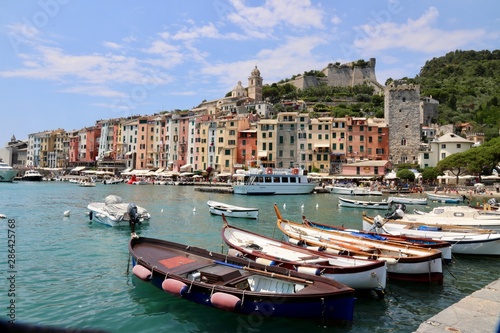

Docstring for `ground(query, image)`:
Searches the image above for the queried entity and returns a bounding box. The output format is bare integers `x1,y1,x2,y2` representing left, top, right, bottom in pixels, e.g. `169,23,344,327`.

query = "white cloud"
353,7,486,54
227,0,325,38
103,41,122,49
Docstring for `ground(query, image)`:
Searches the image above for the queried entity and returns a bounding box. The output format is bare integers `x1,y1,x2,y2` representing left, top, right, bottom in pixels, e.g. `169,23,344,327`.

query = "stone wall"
384,82,421,165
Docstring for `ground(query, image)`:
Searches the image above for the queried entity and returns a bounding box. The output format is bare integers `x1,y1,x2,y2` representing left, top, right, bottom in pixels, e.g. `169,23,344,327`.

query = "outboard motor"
384,204,405,220
127,203,140,233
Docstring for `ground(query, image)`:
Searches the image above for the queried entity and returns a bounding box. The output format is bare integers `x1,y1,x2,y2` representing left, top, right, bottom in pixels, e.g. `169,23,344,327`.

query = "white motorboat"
425,192,463,203
397,205,500,231
22,169,43,181
207,200,259,219
274,204,443,284
232,167,317,195
362,214,500,256
326,183,383,196
0,162,18,182
102,177,123,185
87,195,151,227
222,221,387,293
387,196,427,205
338,197,390,210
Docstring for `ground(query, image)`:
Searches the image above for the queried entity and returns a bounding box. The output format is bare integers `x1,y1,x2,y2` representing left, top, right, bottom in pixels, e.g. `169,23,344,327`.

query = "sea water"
0,181,498,333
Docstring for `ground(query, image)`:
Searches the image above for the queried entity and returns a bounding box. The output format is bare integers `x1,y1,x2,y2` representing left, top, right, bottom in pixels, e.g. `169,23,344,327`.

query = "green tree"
421,167,439,183
396,169,415,182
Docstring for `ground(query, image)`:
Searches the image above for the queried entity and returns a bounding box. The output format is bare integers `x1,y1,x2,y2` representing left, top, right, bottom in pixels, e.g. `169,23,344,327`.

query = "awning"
155,168,165,173
258,151,267,157
71,166,86,172
125,151,134,156
180,164,192,171
314,144,330,148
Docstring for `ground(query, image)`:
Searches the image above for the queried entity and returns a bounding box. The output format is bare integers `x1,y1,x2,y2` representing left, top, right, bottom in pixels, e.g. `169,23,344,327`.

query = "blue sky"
1,0,499,146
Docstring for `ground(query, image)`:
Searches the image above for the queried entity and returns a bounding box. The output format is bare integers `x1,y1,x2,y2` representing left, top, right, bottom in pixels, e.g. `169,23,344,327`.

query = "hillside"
414,49,500,139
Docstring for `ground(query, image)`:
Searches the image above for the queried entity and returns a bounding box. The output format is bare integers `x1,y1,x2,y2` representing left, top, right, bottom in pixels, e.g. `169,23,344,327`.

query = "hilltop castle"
289,58,384,93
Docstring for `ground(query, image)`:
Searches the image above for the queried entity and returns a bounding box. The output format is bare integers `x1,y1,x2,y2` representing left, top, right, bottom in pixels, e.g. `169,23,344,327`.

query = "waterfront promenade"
415,278,500,333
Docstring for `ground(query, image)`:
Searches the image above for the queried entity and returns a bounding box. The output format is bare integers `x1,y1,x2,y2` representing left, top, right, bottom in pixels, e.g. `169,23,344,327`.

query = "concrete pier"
415,279,500,333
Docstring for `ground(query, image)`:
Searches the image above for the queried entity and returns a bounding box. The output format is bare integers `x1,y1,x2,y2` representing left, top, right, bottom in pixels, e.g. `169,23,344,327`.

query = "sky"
1,0,499,145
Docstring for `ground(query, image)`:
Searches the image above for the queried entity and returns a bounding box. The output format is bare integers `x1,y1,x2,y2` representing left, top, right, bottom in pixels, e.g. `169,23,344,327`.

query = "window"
348,135,353,142
441,144,446,149
360,135,364,142
457,144,461,149
401,139,407,146
424,153,429,159
441,152,446,159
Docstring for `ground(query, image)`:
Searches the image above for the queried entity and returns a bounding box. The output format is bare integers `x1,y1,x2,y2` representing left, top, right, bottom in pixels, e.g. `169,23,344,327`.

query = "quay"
415,278,500,333
194,185,330,194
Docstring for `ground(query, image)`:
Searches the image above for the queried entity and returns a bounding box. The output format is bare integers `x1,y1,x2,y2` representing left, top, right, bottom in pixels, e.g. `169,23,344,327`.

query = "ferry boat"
232,167,317,195
22,169,44,181
0,162,18,182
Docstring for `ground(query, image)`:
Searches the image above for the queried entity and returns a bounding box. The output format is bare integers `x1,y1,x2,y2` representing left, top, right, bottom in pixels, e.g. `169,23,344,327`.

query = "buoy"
301,204,304,210
210,292,241,311
63,210,70,217
283,203,286,209
193,207,196,212
132,264,152,281
160,208,163,213
316,203,319,209
162,278,188,296
256,257,276,266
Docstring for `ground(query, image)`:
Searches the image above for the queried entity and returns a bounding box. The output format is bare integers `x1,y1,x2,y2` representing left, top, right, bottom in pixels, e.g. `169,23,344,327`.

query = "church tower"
384,81,421,165
248,66,262,102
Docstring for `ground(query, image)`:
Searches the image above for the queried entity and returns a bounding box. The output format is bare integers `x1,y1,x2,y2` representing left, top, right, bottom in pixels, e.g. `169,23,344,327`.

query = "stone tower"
248,66,262,102
384,81,421,165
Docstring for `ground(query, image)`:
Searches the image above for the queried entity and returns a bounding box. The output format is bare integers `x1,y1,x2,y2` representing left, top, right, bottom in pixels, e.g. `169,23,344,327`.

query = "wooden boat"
425,192,463,203
129,235,355,322
362,213,500,256
273,204,443,284
221,218,387,293
399,205,500,231
87,195,151,227
338,196,390,210
302,217,452,262
207,200,259,219
387,196,427,205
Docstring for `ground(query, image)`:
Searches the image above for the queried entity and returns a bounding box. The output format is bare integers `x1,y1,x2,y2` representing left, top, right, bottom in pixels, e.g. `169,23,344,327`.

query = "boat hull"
0,169,18,182
274,205,443,284
222,224,387,291
338,197,390,210
327,186,383,196
129,237,355,322
87,200,150,227
207,200,259,219
362,216,500,256
233,184,316,195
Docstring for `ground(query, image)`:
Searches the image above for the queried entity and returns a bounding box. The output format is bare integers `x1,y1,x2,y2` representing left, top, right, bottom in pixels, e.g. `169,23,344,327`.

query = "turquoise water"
1,182,499,332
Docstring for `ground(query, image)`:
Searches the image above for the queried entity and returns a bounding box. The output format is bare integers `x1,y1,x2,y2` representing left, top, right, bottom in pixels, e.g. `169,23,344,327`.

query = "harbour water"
1,181,499,333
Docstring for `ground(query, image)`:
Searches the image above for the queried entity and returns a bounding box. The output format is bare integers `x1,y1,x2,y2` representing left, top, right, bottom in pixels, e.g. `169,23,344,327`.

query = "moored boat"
21,169,43,181
425,192,463,203
397,205,500,231
129,235,355,322
326,183,383,196
207,200,259,219
362,213,500,256
274,204,443,284
87,195,151,227
387,196,427,205
232,167,317,195
221,219,387,294
0,162,18,182
338,196,390,210
302,217,452,262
